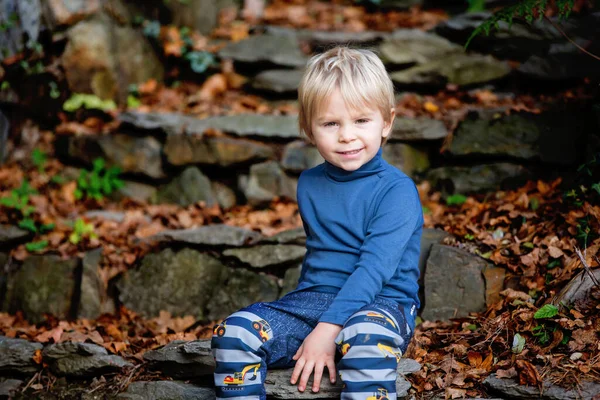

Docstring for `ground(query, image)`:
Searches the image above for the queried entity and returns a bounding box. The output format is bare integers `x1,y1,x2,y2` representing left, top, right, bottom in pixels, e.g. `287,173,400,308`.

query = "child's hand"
290,322,342,393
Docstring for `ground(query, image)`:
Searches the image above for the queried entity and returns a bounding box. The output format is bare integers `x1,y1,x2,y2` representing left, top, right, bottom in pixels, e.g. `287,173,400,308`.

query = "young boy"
212,47,423,400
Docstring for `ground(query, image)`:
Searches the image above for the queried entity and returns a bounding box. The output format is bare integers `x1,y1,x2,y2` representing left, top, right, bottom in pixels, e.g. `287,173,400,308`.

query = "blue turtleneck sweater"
294,147,423,326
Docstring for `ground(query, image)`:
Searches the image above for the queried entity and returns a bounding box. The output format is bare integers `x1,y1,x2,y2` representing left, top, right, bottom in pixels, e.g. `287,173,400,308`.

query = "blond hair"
298,46,395,144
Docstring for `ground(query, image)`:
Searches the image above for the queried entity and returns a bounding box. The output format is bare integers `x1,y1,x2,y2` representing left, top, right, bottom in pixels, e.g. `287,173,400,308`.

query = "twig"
574,247,600,288
543,16,600,62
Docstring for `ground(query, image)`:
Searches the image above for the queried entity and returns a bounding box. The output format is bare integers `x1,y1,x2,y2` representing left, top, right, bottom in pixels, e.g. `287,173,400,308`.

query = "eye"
323,121,337,127
356,119,370,124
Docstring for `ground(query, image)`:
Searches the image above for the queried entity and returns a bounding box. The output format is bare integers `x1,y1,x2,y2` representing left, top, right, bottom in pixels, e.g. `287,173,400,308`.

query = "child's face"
309,88,394,172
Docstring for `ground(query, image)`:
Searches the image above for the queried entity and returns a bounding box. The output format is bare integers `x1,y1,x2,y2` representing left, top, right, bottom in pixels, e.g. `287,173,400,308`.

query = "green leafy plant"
63,94,116,112
466,0,576,47
69,218,98,245
0,180,38,217
446,194,467,205
75,158,124,201
32,148,47,173
185,51,216,74
25,240,49,252
467,0,486,12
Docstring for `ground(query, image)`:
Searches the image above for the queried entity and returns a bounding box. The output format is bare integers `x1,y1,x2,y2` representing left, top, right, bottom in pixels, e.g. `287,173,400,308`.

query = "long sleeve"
318,182,422,325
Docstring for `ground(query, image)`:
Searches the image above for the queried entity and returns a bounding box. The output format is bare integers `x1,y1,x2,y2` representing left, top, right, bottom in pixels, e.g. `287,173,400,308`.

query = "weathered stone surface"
281,141,324,173
3,255,78,324
382,143,430,177
418,229,452,311
42,0,102,27
84,210,127,223
120,112,300,140
77,248,105,320
166,0,236,35
65,133,165,179
0,0,42,62
240,161,298,206
113,180,157,203
152,225,263,247
422,244,504,321
223,245,306,269
219,34,307,68
484,373,600,399
116,381,215,400
43,342,132,377
117,248,227,319
164,135,274,167
212,181,237,210
380,29,461,65
390,53,510,86
391,117,448,141
252,69,304,94
280,264,302,297
265,359,420,398
426,163,531,194
206,268,279,320
0,378,22,398
552,268,600,311
62,14,163,103
143,339,214,379
0,225,30,249
260,228,306,245
264,26,390,48
156,167,217,207
0,336,43,375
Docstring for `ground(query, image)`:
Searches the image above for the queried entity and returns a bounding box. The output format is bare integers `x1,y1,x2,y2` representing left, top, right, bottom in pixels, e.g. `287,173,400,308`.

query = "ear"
381,108,396,139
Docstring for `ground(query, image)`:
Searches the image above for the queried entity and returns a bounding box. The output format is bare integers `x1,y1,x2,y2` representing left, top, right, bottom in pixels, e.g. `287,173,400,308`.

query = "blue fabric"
293,147,423,326
211,291,413,400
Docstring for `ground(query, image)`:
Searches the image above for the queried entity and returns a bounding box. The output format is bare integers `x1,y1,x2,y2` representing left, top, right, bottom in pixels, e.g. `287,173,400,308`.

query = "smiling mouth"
338,148,363,155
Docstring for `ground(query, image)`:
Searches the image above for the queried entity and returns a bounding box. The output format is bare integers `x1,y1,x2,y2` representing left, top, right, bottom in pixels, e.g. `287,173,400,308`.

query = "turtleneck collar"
324,147,385,182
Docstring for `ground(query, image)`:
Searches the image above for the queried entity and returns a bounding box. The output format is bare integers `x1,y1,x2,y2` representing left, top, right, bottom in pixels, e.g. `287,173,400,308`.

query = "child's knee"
211,310,274,354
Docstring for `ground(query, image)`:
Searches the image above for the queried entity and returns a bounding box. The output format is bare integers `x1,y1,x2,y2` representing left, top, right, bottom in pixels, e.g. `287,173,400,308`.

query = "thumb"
292,343,304,360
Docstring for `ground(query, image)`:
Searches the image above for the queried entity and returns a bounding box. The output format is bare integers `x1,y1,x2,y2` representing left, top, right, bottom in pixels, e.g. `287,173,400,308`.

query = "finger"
312,362,324,392
326,359,337,383
298,361,314,392
292,343,303,361
290,358,305,385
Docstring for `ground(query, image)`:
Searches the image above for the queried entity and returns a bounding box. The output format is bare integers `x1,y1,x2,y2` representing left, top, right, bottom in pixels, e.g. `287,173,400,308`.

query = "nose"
338,125,356,143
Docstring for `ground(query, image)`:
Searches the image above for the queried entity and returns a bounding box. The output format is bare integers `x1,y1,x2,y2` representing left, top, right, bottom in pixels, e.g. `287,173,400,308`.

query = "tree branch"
543,15,600,62
574,246,600,288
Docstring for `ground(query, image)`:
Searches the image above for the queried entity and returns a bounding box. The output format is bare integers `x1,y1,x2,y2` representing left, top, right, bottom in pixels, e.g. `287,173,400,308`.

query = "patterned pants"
211,290,415,400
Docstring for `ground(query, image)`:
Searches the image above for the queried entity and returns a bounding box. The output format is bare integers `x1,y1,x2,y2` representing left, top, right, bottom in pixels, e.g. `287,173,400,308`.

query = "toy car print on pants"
365,311,396,329
252,319,272,342
367,388,389,400
223,363,261,385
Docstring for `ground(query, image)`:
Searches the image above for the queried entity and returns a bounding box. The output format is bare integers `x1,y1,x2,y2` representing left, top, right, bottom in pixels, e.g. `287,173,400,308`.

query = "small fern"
466,0,576,48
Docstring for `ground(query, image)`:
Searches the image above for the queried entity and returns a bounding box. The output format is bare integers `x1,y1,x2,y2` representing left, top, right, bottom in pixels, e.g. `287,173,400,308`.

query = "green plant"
466,0,576,47
63,94,116,112
32,148,47,173
467,0,486,12
446,194,467,206
48,81,60,99
0,180,38,217
69,218,98,245
75,158,124,201
25,240,48,252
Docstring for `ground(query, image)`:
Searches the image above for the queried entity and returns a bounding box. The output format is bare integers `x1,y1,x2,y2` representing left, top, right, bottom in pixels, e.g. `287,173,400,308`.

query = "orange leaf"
198,74,228,101
32,349,43,364
423,101,439,113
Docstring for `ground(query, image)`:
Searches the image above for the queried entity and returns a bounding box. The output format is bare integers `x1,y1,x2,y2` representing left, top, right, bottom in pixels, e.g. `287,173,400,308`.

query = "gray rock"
83,210,127,223
65,133,165,179
484,373,600,399
398,358,421,375
391,117,448,141
280,264,302,297
240,161,298,206
156,167,217,207
0,336,43,375
552,268,600,311
143,339,214,379
164,135,274,167
166,0,236,35
0,0,41,62
151,225,263,247
382,143,429,177
78,248,105,320
0,225,30,248
223,245,306,269
281,141,324,173
206,268,279,321
252,69,304,94
390,53,510,87
418,229,453,311
120,112,300,140
426,163,531,194
265,360,419,398
422,244,504,321
62,13,163,103
116,380,215,400
260,228,306,245
219,34,307,68
43,342,132,377
211,181,237,210
3,255,79,324
41,0,103,28
117,248,227,319
380,29,461,66
0,378,22,398
264,26,390,48
113,180,157,203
